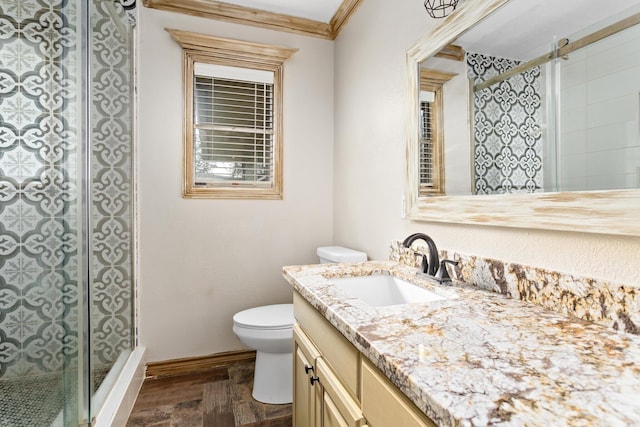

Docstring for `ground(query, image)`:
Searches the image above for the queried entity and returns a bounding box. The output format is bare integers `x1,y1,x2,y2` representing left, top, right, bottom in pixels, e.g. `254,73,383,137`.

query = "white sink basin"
331,275,451,307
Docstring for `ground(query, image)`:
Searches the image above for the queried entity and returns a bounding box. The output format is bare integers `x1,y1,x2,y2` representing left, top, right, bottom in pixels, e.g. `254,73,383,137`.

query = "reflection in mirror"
419,68,456,196
420,49,471,196
404,0,640,236
419,0,640,196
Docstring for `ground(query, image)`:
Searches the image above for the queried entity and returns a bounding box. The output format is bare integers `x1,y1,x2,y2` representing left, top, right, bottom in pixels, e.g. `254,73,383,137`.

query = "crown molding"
330,0,364,37
143,0,363,40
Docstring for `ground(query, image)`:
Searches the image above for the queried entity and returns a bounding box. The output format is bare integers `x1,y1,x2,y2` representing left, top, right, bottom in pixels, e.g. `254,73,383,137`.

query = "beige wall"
138,1,640,364
138,8,335,362
333,0,640,285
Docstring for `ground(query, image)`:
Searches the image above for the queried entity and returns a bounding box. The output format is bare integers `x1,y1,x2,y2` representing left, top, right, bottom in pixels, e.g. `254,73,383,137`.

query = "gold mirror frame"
404,0,640,236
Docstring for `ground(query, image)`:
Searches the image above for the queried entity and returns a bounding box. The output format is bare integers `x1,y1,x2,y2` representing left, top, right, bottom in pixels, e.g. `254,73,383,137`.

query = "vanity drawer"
294,292,359,400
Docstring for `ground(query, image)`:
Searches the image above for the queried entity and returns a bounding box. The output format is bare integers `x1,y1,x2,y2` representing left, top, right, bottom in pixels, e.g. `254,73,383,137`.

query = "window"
193,64,274,187
419,91,437,193
167,29,297,199
418,68,456,197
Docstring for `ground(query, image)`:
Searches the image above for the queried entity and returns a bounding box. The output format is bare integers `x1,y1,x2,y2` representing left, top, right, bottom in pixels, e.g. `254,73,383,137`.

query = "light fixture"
424,0,459,18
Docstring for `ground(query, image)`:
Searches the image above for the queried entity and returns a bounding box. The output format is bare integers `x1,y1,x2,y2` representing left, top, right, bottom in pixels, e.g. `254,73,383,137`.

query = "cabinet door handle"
304,365,314,374
310,376,320,386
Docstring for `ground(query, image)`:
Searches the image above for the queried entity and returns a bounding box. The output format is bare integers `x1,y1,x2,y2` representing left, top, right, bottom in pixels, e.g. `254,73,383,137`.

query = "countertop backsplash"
390,240,640,335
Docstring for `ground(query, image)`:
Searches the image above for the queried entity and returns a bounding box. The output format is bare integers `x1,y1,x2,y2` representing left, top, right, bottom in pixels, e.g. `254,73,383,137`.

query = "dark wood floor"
126,359,292,427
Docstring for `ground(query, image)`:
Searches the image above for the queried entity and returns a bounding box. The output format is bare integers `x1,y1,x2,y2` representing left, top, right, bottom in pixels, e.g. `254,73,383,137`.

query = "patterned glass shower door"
0,0,136,425
87,0,136,417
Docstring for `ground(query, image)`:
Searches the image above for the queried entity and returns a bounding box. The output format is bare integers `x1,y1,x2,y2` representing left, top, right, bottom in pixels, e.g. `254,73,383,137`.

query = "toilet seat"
233,304,293,330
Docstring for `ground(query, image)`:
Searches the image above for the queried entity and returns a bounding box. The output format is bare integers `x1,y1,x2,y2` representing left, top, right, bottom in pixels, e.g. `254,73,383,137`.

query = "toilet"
232,246,367,404
316,246,367,264
232,304,294,404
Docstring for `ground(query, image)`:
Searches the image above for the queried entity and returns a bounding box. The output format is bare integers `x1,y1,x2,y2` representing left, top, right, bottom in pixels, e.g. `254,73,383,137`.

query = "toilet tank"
317,246,367,263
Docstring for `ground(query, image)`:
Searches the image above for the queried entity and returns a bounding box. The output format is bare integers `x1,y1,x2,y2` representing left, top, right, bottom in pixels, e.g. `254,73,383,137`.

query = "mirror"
405,0,640,236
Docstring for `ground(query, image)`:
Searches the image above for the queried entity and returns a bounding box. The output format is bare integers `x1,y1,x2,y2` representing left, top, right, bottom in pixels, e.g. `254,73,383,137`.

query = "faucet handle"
434,259,459,283
413,252,429,274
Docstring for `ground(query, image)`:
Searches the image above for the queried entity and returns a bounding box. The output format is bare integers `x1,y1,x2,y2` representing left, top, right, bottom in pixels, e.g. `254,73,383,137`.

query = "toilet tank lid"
317,246,367,263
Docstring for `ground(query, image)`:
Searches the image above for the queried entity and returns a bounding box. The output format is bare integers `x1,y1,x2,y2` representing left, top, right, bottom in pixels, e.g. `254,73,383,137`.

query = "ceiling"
456,0,640,61
219,0,345,23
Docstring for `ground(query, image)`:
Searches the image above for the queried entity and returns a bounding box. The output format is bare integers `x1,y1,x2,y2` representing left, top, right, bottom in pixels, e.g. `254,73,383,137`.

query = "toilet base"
252,351,292,404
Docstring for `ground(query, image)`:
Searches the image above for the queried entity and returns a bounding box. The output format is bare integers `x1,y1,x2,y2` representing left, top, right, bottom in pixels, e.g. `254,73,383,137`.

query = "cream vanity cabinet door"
361,359,436,427
316,358,367,427
293,321,366,427
293,292,359,399
294,324,321,427
323,393,349,427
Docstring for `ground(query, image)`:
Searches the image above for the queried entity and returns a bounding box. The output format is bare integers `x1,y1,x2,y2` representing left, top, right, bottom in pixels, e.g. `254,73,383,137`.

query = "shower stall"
0,0,137,425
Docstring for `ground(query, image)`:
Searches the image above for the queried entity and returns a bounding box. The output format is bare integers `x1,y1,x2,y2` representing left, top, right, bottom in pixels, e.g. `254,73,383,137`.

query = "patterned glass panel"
468,52,544,195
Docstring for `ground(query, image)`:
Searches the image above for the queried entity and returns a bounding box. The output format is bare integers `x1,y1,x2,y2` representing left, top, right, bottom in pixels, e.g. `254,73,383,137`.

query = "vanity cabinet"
361,360,436,427
293,292,436,427
294,324,321,427
293,293,366,427
316,357,366,427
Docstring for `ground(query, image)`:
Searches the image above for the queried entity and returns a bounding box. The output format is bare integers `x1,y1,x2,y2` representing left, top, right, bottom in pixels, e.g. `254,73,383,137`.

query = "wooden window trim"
419,68,457,197
167,29,297,199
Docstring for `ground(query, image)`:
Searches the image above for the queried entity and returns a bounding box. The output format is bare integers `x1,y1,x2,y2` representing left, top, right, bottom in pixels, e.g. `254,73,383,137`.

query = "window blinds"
419,99,434,188
193,64,275,187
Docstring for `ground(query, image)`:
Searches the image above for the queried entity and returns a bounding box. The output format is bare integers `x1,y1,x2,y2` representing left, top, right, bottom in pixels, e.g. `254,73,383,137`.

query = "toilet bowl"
232,246,367,405
233,304,294,404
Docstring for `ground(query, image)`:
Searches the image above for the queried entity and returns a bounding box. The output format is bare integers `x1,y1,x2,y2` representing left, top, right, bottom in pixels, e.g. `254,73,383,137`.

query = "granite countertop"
282,261,640,427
